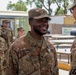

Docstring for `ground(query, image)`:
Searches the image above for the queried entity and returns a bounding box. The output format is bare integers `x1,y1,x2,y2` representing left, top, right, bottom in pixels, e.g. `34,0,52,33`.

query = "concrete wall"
49,15,75,25
49,23,76,35
50,16,64,24
49,24,62,34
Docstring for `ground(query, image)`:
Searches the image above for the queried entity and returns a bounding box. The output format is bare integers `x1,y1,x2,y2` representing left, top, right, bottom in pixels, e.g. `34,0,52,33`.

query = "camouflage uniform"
0,37,7,75
69,38,76,75
16,27,25,39
1,27,13,48
4,32,59,75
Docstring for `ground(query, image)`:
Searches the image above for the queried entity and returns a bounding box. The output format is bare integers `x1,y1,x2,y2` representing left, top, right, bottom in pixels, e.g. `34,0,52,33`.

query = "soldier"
69,0,76,24
69,0,76,75
1,20,13,48
0,37,7,75
4,8,59,75
17,27,25,38
0,26,7,75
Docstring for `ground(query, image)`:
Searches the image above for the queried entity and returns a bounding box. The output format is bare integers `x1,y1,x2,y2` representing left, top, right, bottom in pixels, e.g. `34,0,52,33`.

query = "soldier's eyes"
37,19,48,23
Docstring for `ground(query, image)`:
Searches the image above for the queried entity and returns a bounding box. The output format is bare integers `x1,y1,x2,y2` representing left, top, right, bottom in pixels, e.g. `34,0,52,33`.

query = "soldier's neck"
2,27,8,30
30,31,43,40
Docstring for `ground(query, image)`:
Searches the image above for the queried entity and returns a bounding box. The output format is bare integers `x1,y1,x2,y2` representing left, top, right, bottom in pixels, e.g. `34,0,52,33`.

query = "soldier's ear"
29,18,34,26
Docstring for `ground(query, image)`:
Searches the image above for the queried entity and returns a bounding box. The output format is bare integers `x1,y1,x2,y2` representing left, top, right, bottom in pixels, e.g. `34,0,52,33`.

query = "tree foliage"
7,0,73,15
26,0,73,15
26,0,53,15
7,0,27,11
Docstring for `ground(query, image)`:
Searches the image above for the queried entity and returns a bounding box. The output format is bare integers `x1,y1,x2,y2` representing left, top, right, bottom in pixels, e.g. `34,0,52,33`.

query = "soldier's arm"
69,40,76,75
69,50,76,75
11,30,14,42
8,30,14,43
4,46,19,75
47,41,59,75
53,48,59,75
0,37,7,75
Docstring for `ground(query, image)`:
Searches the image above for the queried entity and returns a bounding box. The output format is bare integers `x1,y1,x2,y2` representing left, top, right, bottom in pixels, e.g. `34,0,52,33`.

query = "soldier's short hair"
17,27,24,32
2,20,10,24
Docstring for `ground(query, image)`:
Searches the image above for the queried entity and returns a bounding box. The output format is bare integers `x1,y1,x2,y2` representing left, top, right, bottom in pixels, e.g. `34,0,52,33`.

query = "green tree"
54,0,69,15
26,0,53,15
7,0,73,15
62,0,69,14
7,0,27,11
26,0,73,15
56,8,64,15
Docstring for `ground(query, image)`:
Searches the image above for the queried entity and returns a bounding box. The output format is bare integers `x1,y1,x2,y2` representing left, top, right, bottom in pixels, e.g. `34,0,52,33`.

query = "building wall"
50,16,64,24
50,15,75,25
49,24,62,34
49,23,76,35
64,16,75,24
48,15,76,34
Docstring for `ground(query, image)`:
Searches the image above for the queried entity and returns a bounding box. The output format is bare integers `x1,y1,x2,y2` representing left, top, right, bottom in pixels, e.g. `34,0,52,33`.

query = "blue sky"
0,0,18,11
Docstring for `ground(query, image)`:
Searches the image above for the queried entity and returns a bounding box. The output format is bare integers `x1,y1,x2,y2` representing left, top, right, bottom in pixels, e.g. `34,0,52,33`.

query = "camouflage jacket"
1,27,13,48
4,32,59,75
69,38,76,75
0,37,7,75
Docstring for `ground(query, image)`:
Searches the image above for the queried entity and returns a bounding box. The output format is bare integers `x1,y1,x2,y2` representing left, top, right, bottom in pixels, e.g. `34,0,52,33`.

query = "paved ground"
57,49,70,75
59,69,69,75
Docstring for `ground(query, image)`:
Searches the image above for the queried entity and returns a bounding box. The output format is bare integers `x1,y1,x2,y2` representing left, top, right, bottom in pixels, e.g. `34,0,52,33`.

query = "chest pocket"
19,48,40,75
39,46,55,68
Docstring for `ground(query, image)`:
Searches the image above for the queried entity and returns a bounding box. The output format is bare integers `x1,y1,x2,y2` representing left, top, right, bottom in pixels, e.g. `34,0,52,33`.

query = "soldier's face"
31,18,49,35
3,22,9,28
73,7,76,20
18,29,24,36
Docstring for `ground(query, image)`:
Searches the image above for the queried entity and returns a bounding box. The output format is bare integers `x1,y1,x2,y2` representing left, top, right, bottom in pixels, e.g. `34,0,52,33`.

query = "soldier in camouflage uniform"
0,37,7,75
3,8,59,75
0,26,7,75
1,20,13,48
17,27,25,38
69,0,76,24
69,0,76,75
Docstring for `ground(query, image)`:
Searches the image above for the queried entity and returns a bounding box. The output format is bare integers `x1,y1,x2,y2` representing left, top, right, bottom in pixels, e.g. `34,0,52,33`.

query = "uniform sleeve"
0,37,7,75
53,48,59,75
3,46,19,75
10,30,13,43
69,39,76,75
70,39,76,66
8,30,14,43
47,41,59,75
